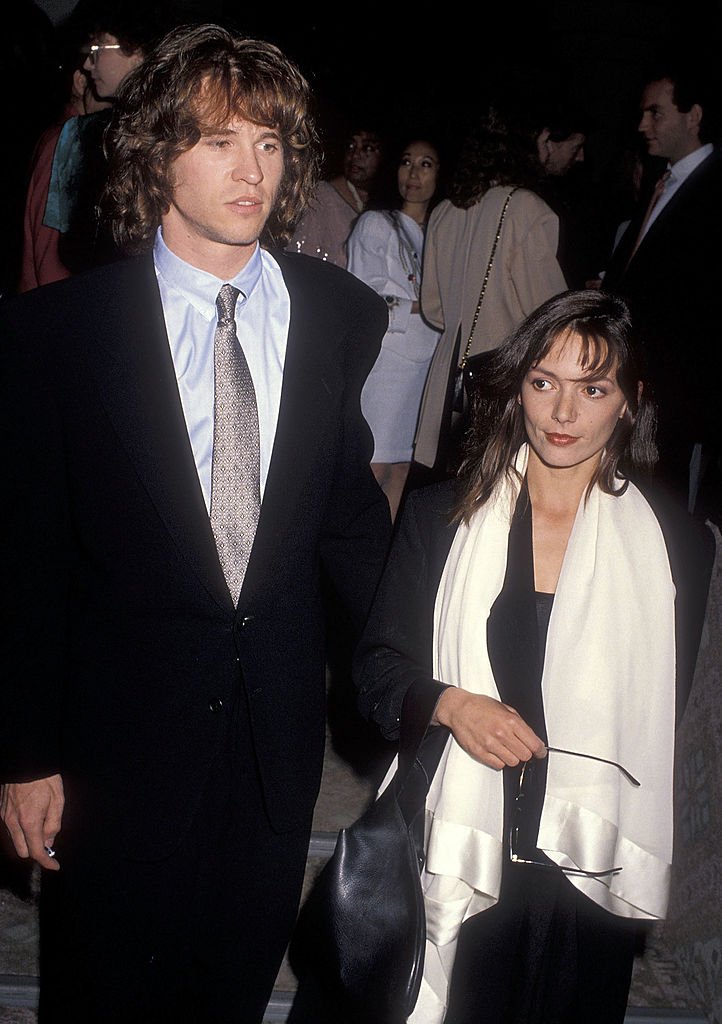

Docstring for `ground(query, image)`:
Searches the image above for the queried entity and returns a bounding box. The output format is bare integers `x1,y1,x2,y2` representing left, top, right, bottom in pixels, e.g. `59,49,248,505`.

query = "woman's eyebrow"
530,363,615,384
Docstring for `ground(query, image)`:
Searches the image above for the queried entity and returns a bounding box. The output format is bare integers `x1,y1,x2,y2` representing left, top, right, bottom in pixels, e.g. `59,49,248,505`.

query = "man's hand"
433,690,546,770
0,775,64,870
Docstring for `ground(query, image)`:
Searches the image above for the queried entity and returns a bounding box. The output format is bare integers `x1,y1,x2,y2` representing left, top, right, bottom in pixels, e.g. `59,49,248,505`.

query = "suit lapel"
90,257,232,610
239,255,338,603
625,151,715,272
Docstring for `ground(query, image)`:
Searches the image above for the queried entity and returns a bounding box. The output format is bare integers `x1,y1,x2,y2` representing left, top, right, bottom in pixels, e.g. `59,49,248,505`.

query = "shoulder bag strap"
459,187,519,370
395,681,451,825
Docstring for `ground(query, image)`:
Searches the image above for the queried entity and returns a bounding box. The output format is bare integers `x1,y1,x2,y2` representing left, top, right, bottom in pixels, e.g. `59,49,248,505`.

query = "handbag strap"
459,187,518,370
394,681,450,826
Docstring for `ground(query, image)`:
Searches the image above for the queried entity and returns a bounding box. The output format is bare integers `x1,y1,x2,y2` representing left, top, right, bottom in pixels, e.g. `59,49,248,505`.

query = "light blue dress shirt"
153,229,290,509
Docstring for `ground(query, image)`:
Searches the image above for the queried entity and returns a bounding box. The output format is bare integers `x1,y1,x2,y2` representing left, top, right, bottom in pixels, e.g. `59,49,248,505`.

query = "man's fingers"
3,817,30,860
26,833,60,871
43,800,64,841
0,777,64,871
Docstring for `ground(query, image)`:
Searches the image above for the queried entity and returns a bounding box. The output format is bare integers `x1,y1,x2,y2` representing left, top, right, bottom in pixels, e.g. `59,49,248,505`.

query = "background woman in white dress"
347,139,442,519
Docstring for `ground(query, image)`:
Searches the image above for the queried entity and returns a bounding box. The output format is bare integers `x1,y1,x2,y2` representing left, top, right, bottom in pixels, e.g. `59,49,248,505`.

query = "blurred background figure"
347,138,443,520
288,125,385,267
2,1,59,298
531,99,602,290
19,23,111,292
585,142,648,288
412,108,567,480
535,117,586,177
42,0,176,275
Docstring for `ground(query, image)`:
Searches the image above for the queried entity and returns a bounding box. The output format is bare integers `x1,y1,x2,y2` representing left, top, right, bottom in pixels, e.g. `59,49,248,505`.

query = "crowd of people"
7,5,722,519
0,5,720,1024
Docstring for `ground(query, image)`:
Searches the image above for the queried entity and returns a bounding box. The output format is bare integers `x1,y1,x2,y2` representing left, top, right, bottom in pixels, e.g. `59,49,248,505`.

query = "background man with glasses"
43,1,176,274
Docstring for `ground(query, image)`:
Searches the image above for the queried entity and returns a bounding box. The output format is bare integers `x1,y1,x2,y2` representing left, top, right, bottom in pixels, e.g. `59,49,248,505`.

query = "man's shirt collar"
668,143,714,183
153,228,264,320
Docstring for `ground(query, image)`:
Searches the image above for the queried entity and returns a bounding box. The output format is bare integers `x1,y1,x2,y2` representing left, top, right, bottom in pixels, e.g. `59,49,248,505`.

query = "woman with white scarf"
354,290,714,1024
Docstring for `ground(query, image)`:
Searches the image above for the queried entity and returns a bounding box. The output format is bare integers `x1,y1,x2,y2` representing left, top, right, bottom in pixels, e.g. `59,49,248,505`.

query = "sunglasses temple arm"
545,746,641,787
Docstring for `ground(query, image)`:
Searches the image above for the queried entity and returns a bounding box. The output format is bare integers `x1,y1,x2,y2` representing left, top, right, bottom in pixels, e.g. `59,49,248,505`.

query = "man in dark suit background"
603,64,722,517
0,24,390,1023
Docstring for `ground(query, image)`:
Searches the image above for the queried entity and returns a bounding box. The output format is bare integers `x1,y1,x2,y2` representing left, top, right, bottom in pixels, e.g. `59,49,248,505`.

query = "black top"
488,490,552,863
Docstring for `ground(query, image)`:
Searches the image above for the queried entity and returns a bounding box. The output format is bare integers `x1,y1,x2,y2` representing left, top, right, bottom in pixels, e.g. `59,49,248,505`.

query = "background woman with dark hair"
413,108,567,476
347,138,442,519
355,290,714,1023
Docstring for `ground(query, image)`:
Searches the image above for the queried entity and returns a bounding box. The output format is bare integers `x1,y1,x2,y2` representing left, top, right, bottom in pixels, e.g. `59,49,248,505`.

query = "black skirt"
443,860,642,1024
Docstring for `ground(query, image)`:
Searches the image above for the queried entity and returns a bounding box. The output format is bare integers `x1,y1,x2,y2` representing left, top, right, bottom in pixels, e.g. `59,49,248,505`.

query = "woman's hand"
433,689,546,770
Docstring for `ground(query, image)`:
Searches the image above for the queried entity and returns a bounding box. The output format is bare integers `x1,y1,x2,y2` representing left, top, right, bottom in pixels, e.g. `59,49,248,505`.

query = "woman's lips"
545,433,579,446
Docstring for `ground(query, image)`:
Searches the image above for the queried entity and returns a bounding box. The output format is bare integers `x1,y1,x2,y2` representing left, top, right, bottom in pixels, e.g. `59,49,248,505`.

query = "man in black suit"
603,65,722,515
0,24,390,1023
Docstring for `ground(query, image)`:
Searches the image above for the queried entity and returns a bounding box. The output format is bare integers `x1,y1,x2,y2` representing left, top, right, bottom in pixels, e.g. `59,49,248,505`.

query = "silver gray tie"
209,283,261,604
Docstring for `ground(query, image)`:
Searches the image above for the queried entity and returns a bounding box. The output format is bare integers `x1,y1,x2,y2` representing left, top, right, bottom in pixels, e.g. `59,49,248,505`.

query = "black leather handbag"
289,683,449,1024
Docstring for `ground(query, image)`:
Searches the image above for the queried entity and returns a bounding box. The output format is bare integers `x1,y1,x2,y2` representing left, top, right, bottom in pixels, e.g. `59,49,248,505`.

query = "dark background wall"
4,0,717,296
29,0,716,151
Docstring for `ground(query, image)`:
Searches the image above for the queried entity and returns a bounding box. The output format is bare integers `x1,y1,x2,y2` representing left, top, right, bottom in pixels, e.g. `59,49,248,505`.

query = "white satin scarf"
408,447,676,1023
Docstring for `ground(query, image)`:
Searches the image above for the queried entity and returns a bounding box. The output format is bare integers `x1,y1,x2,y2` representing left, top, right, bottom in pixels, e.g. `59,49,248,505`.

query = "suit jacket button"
208,698,223,713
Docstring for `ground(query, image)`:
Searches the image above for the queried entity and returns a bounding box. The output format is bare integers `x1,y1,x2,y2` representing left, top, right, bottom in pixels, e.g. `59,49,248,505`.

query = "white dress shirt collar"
667,142,714,184
152,228,290,507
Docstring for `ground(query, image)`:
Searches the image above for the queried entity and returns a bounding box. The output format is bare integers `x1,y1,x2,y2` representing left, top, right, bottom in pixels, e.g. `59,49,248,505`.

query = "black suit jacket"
603,149,722,442
0,250,391,858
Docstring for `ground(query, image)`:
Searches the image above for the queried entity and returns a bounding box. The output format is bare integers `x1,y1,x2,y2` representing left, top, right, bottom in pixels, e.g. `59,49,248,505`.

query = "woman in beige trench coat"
414,109,567,472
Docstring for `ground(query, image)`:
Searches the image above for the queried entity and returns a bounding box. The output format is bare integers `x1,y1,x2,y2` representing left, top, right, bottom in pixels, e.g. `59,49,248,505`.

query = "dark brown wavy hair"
455,290,658,523
447,106,541,209
102,23,321,252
